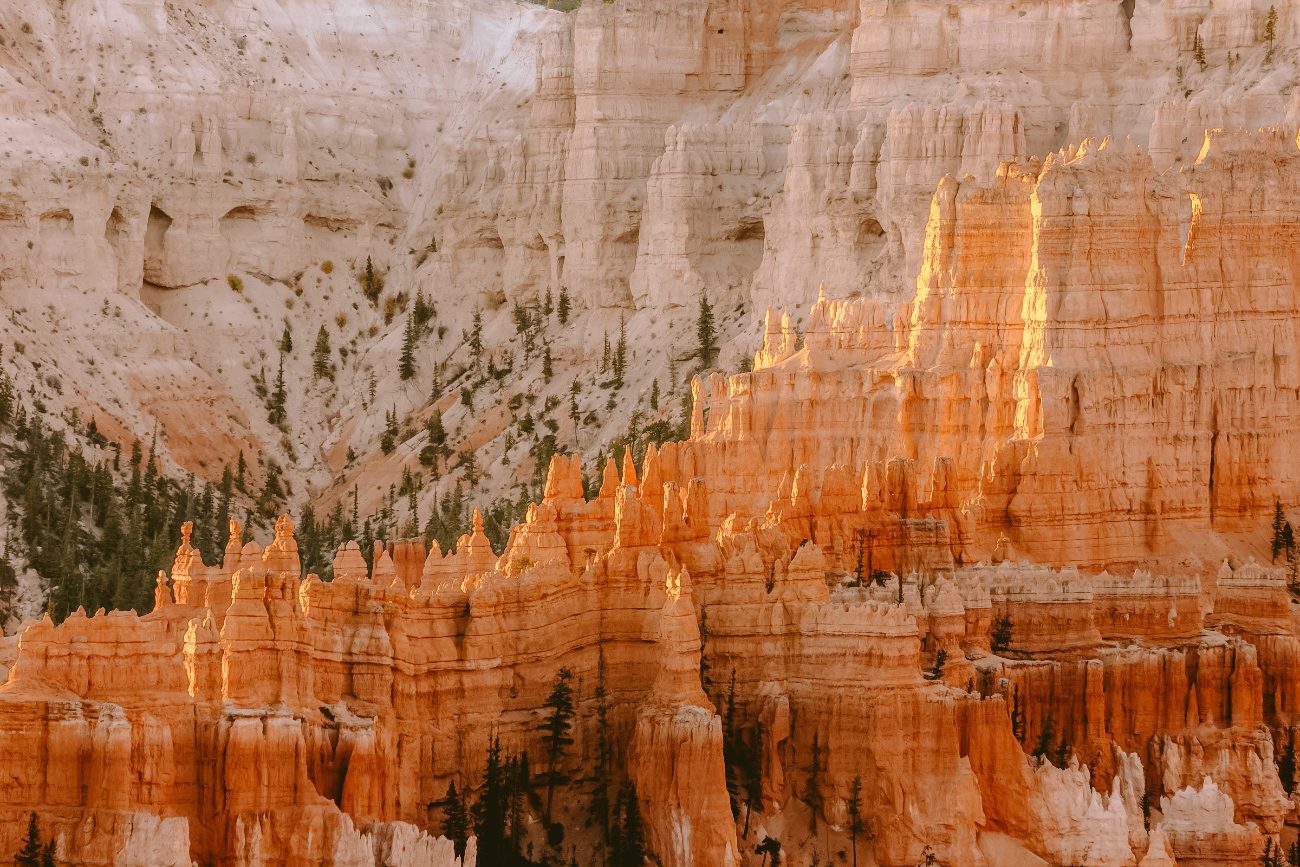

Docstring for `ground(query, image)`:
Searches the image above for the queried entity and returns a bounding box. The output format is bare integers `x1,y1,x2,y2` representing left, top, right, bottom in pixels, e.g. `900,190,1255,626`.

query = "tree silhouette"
539,667,576,824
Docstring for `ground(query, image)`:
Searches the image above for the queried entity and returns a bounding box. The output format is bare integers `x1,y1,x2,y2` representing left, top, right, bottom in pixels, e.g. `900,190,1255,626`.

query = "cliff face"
4,0,1300,864
3,0,1299,553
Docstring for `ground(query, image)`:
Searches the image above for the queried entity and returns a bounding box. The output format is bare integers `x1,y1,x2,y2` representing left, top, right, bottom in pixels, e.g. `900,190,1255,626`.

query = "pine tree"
613,316,627,389
1266,5,1278,64
743,722,764,836
557,287,571,324
361,255,383,303
414,289,435,329
697,291,717,368
591,646,613,866
991,615,1013,653
474,736,509,864
1034,714,1058,764
1011,685,1026,742
269,355,287,426
469,309,484,363
649,379,660,411
1280,729,1297,795
847,776,864,867
756,836,781,867
16,812,42,866
400,310,417,381
925,648,947,680
279,323,293,355
611,783,645,867
543,344,554,383
806,732,823,831
439,781,470,860
539,666,577,824
1274,501,1287,562
40,841,54,867
544,287,554,317
1193,32,1206,69
312,326,332,380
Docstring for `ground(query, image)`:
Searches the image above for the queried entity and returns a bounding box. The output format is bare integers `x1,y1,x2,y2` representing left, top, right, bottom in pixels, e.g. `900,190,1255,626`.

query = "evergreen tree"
557,287,571,325
611,783,645,867
539,666,577,824
544,287,554,317
924,648,947,681
543,344,553,383
279,323,293,355
1034,715,1058,764
806,732,823,832
1011,685,1026,742
649,379,660,411
1273,500,1287,562
590,647,613,866
474,736,509,864
439,781,470,860
743,723,764,836
361,255,383,303
469,309,484,363
612,317,627,389
1266,5,1278,64
697,291,717,368
991,615,1013,653
847,776,864,867
400,310,417,381
414,289,435,329
756,836,781,867
40,841,54,867
16,812,42,866
268,355,287,427
1194,32,1207,69
312,326,332,380
1279,729,1296,794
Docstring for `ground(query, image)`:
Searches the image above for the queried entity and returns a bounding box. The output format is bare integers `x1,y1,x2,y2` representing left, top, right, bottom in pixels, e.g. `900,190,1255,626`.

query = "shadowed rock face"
3,0,1300,864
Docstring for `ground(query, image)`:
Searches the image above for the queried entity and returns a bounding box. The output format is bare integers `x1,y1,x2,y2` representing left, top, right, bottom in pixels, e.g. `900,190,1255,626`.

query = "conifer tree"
269,355,287,426
590,646,613,866
557,287,571,324
925,648,947,680
361,255,383,303
469,309,484,363
1194,32,1207,69
1266,5,1278,64
806,732,823,832
544,287,554,317
991,615,1013,653
312,326,332,380
1034,714,1058,764
847,776,864,867
1275,500,1288,562
474,736,509,864
439,781,470,860
650,379,660,411
613,316,627,389
1279,729,1296,794
279,323,293,355
539,666,577,824
15,812,42,867
697,290,717,368
400,310,417,381
543,344,554,383
611,783,645,867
